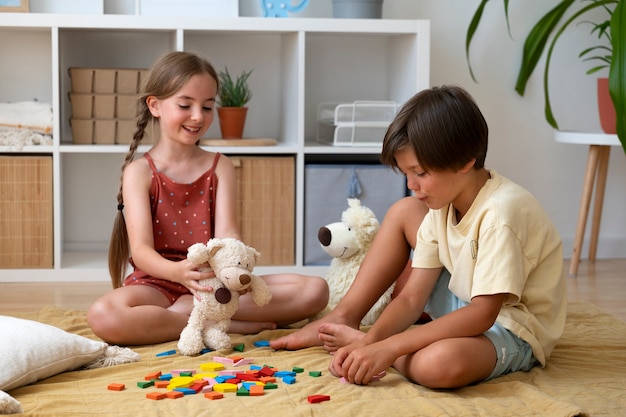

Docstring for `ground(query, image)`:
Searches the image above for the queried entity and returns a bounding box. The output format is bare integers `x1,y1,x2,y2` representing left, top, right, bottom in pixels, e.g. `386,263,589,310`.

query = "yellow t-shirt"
412,170,566,365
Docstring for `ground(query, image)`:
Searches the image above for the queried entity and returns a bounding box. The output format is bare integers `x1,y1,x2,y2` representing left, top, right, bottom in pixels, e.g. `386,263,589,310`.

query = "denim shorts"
424,269,538,381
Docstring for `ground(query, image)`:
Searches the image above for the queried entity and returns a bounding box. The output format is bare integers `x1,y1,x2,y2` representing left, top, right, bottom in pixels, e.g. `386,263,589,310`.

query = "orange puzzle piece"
146,391,167,400
204,391,224,400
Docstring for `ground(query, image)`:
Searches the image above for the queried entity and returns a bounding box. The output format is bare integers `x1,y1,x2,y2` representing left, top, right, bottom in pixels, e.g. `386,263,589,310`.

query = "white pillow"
0,316,140,414
0,315,110,392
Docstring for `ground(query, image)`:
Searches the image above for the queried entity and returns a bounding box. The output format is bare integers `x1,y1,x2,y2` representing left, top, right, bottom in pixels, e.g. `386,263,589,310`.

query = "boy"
272,85,566,389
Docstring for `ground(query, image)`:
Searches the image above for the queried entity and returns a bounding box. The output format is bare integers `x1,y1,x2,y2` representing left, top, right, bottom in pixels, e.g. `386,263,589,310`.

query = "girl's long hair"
108,51,219,288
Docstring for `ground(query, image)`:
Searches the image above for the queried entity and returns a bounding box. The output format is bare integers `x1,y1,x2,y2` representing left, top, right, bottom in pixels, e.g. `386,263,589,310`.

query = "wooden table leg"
569,145,601,277
588,146,610,263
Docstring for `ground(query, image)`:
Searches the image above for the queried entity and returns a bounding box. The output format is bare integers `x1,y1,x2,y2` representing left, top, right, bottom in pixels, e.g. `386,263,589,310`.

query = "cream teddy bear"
318,198,394,326
177,238,272,355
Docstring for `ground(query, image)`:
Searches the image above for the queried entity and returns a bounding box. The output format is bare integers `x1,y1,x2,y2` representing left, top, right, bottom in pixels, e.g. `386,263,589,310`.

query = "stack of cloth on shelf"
0,101,53,148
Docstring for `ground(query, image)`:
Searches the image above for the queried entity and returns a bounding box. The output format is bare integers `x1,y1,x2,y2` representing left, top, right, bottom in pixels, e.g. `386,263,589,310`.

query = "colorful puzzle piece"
146,391,167,400
308,394,330,404
204,391,223,400
117,350,366,404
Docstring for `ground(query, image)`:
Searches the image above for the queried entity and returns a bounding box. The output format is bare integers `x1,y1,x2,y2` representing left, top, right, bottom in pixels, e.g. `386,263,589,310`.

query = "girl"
87,51,328,345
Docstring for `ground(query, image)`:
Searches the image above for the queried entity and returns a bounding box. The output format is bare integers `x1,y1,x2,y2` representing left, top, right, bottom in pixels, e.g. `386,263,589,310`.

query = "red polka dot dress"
123,152,220,302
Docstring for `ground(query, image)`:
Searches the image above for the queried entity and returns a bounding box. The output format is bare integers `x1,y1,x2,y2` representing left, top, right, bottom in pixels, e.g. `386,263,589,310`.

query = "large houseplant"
465,0,626,154
217,67,253,139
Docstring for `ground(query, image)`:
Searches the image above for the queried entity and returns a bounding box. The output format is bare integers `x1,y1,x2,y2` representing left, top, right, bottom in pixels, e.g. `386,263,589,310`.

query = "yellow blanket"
6,302,626,417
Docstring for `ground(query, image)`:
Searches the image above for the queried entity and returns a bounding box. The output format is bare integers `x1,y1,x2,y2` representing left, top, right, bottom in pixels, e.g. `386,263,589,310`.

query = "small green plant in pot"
465,0,626,155
217,67,253,139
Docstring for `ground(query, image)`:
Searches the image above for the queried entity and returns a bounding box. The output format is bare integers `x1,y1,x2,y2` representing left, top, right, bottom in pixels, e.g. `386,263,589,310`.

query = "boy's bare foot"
269,320,324,350
318,323,365,352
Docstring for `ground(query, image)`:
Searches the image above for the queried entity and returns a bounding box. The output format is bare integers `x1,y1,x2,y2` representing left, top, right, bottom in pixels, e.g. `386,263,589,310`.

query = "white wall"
416,0,626,260
244,0,625,259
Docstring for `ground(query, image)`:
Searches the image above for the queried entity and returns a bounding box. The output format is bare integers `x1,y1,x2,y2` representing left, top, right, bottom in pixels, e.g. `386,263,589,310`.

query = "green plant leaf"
218,67,253,107
609,0,626,153
585,65,609,74
541,0,616,128
515,0,576,97
465,0,490,82
465,0,626,155
466,0,511,82
579,45,612,59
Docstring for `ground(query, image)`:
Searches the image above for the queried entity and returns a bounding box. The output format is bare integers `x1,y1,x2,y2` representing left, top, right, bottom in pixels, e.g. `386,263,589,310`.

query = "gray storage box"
304,164,407,265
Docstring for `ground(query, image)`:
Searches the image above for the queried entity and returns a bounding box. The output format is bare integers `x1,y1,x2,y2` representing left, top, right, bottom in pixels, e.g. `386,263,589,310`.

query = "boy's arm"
388,292,506,357
331,280,506,385
361,267,443,345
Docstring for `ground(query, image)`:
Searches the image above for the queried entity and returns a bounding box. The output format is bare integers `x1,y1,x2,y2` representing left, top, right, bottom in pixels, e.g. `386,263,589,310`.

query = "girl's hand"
175,260,215,295
329,341,396,385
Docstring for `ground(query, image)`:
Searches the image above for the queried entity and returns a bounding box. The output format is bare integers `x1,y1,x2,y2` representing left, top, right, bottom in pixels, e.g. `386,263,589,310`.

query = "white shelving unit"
0,13,429,282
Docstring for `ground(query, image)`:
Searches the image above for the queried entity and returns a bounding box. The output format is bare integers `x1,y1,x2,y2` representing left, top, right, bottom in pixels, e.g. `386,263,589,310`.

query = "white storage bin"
317,101,398,146
304,163,407,265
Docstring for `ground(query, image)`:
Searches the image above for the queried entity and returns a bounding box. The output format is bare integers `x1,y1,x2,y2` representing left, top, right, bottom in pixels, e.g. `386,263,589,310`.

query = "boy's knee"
402,346,467,389
415,362,466,389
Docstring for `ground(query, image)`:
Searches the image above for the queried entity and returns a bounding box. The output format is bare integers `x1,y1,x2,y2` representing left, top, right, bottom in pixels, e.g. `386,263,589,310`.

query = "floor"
0,258,624,321
564,258,625,321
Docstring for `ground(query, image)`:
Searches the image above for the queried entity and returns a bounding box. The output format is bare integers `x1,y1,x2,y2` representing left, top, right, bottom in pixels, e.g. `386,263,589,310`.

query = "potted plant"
465,0,626,154
217,67,253,139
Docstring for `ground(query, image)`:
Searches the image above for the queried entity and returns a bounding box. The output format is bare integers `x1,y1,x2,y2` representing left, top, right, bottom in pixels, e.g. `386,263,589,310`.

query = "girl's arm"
212,154,241,240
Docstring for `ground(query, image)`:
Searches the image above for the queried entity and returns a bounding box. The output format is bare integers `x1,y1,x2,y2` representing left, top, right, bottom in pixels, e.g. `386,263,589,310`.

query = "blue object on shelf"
259,0,309,18
346,168,362,198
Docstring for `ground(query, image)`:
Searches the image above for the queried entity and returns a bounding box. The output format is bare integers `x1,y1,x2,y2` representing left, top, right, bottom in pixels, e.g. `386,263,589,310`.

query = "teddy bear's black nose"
239,274,251,286
318,226,331,247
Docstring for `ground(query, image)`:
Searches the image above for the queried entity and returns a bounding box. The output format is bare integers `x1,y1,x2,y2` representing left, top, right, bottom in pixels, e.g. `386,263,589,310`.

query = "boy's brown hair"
381,85,488,172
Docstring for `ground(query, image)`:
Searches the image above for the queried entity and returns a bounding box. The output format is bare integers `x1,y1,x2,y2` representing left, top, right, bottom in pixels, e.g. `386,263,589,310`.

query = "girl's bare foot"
318,323,365,352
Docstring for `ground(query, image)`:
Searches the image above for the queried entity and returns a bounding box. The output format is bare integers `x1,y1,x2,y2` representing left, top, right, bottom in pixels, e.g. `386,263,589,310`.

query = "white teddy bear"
318,198,394,326
177,238,272,355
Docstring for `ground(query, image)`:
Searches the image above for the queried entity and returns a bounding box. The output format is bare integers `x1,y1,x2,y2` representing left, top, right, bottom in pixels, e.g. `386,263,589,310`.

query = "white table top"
555,130,621,146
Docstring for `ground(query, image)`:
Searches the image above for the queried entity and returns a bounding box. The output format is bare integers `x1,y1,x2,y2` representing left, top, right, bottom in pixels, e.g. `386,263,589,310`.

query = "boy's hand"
329,341,396,385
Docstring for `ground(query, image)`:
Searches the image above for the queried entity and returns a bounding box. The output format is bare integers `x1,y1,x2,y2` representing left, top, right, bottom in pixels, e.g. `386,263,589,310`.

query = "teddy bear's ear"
209,243,223,258
206,238,225,257
187,242,210,264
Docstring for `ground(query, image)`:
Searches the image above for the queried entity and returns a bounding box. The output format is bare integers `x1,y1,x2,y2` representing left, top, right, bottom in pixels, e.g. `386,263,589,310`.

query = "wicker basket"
0,156,53,268
232,156,295,265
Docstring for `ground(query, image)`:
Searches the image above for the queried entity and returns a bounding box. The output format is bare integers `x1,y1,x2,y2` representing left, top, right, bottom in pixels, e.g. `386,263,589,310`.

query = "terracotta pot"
217,107,248,139
597,77,616,134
